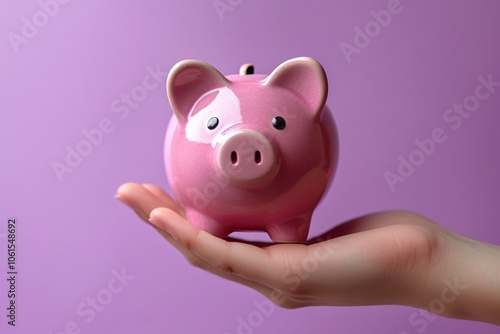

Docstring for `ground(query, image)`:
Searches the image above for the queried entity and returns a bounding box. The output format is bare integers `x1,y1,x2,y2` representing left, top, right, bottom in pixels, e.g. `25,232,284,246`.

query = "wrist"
419,229,500,324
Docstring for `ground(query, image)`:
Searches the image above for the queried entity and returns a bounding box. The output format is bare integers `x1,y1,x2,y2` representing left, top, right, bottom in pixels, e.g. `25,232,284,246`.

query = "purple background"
2,0,500,333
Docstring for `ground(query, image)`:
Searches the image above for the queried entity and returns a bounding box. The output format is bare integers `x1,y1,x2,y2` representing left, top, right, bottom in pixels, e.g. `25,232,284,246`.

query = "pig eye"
207,117,219,130
272,116,286,130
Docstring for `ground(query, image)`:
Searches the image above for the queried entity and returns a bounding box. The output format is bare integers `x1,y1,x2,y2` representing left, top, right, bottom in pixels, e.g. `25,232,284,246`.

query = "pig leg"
266,214,311,243
185,210,233,239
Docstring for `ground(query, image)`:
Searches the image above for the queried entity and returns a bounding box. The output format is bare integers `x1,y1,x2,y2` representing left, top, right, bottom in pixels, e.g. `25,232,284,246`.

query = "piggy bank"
164,57,337,242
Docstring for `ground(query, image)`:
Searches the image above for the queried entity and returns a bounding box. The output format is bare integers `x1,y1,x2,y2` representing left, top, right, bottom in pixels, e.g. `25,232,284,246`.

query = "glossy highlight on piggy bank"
164,57,337,242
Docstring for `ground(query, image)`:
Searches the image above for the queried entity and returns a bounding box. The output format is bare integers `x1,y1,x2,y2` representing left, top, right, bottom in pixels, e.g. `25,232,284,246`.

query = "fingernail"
114,194,149,221
149,214,177,241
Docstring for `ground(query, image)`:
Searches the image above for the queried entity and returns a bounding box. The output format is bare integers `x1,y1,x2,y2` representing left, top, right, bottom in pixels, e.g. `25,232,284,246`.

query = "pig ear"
167,60,229,122
264,57,327,118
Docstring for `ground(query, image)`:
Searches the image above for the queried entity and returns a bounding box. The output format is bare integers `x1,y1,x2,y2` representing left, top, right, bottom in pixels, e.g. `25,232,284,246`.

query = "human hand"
116,183,500,325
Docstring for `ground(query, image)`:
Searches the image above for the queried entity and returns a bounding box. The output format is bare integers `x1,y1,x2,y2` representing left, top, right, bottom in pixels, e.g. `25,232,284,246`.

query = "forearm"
421,230,500,325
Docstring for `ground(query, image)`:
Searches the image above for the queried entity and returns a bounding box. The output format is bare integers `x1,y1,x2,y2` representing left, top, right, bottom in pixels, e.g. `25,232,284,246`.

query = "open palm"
117,182,446,310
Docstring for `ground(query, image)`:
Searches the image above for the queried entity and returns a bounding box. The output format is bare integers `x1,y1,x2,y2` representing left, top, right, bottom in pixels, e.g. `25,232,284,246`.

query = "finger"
116,183,166,221
173,242,277,301
142,183,183,215
149,207,284,288
118,185,285,303
307,210,433,244
138,184,269,245
148,213,279,301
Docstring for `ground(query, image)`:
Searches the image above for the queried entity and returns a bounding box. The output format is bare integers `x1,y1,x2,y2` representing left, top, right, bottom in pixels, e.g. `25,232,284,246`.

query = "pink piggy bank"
164,57,337,242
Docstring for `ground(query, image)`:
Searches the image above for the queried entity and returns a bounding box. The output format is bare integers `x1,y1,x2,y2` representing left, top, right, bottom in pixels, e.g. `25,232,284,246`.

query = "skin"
116,182,500,325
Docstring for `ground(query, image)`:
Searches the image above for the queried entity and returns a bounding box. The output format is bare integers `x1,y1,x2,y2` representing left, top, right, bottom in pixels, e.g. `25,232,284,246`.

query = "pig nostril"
254,151,262,164
231,151,238,165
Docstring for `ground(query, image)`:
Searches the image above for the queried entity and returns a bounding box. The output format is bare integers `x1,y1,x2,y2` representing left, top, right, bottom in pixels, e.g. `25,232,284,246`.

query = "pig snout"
216,129,278,184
